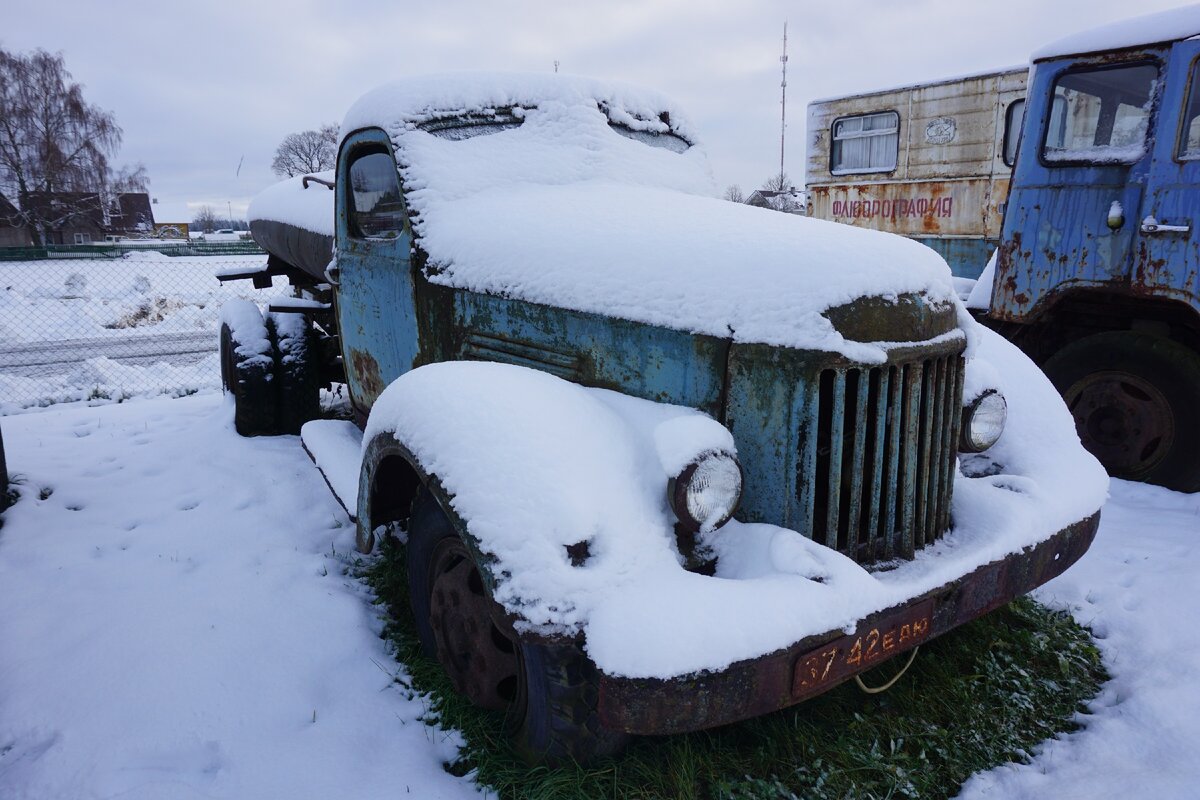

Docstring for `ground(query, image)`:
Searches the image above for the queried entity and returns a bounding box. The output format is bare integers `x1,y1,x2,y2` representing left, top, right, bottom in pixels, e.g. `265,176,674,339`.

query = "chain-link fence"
0,245,292,414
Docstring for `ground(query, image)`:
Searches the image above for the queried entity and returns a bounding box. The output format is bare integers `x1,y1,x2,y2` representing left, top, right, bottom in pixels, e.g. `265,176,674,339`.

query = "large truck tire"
405,488,629,765
268,312,321,435
219,301,278,437
1042,331,1200,492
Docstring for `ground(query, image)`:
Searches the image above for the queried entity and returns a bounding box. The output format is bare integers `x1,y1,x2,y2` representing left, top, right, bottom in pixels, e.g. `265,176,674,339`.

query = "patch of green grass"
364,538,1107,800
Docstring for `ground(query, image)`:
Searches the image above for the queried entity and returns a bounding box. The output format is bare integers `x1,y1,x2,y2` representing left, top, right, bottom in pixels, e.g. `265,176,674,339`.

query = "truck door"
334,129,422,417
992,52,1165,320
1136,39,1200,309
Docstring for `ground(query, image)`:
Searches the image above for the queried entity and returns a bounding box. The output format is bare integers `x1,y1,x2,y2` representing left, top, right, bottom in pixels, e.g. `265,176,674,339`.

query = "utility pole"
779,21,789,191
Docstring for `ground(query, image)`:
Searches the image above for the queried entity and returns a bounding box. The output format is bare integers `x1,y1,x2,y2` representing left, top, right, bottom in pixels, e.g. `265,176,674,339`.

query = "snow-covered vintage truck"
224,74,1107,763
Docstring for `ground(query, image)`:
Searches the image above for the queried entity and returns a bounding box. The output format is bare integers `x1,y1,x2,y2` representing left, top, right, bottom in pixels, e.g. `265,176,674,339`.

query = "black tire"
268,312,321,435
219,306,278,437
0,422,9,510
1042,331,1200,492
406,488,629,764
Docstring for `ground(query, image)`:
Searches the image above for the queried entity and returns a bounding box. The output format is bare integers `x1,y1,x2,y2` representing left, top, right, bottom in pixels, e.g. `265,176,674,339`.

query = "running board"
300,420,363,520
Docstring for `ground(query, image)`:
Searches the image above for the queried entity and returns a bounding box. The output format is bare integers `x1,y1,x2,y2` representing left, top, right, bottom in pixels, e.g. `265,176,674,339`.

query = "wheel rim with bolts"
427,538,521,712
1063,370,1174,479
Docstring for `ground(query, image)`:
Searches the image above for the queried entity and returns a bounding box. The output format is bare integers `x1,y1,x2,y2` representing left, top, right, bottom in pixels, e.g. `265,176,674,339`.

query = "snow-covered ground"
0,393,1196,798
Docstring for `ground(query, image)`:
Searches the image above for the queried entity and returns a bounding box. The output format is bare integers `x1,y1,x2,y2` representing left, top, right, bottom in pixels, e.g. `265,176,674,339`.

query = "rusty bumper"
596,512,1100,735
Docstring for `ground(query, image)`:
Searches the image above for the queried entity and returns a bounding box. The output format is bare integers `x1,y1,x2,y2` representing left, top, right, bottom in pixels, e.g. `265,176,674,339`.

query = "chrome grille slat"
801,352,964,566
844,371,869,557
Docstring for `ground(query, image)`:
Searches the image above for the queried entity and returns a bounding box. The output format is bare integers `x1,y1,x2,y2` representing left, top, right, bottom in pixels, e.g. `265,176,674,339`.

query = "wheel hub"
428,540,520,712
1064,370,1174,479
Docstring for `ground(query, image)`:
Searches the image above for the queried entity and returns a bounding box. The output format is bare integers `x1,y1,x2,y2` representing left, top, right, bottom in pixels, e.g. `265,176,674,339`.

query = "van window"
348,148,405,239
1042,63,1158,165
1003,100,1025,166
831,111,899,174
1177,59,1200,160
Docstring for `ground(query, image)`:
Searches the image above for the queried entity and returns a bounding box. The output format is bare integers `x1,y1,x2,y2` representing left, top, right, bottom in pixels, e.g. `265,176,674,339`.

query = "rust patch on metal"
350,348,385,400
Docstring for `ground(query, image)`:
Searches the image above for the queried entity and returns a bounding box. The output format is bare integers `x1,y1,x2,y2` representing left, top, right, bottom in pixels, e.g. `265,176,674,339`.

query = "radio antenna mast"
779,21,789,191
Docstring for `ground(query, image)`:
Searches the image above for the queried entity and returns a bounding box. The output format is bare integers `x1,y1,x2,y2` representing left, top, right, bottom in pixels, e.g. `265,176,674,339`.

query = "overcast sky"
3,0,1189,224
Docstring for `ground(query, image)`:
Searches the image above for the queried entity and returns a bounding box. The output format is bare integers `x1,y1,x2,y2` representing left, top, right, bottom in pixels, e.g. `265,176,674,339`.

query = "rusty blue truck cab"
237,73,1105,764
986,17,1200,492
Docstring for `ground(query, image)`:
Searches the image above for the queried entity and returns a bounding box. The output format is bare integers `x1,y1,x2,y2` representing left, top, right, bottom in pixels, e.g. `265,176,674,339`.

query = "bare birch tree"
0,47,129,246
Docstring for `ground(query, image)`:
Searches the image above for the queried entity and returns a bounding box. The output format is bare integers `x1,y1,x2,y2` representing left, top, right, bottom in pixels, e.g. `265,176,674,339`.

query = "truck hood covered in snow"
343,73,962,361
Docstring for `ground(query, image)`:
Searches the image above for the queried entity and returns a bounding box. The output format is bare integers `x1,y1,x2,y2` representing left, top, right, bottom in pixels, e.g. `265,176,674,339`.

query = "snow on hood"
247,170,335,237
343,72,961,361
1032,6,1200,61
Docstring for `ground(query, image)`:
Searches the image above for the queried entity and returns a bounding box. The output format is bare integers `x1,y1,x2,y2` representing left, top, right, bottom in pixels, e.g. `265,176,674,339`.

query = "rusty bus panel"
808,178,995,238
807,67,1027,278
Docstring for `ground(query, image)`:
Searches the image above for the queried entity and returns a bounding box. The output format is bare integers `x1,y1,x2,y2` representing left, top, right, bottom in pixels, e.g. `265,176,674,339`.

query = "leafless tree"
723,184,745,204
192,205,219,233
0,47,139,246
271,124,339,178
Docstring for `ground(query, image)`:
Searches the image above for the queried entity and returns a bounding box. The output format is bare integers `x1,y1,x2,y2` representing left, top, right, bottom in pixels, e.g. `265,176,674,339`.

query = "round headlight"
960,390,1007,453
668,451,743,533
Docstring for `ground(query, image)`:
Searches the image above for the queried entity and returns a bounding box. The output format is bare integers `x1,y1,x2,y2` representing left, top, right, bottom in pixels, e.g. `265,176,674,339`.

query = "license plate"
792,599,936,699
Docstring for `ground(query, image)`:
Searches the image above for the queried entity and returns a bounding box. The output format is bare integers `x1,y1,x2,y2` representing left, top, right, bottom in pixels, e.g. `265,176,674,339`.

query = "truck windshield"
421,111,524,140
1042,62,1158,165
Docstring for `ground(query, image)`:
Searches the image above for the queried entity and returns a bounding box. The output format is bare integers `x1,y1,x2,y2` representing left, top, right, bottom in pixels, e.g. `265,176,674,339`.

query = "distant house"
747,189,806,214
5,191,156,245
109,193,156,236
0,194,32,247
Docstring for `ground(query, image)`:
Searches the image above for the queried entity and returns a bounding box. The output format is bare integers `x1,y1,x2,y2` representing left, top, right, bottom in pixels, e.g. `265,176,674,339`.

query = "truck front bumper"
596,512,1099,735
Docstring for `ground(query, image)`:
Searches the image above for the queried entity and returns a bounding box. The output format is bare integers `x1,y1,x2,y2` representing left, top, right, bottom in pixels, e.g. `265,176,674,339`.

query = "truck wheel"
269,312,321,435
1042,331,1200,492
219,305,278,437
406,488,629,764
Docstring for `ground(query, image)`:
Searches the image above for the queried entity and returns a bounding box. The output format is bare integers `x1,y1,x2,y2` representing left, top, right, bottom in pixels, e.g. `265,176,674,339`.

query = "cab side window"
348,148,405,239
1003,99,1025,166
1042,62,1158,164
1177,59,1200,160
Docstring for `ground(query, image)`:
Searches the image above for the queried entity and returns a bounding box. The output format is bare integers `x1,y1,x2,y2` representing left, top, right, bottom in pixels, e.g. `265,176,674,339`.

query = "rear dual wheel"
1043,331,1200,492
406,488,629,764
218,303,321,436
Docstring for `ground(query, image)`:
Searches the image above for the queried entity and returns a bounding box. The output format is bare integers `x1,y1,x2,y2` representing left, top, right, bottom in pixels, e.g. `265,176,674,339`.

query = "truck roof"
1032,5,1200,61
336,72,961,361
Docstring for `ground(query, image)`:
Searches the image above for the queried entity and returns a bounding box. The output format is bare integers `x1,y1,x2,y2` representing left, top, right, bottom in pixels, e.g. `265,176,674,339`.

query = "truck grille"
798,353,964,565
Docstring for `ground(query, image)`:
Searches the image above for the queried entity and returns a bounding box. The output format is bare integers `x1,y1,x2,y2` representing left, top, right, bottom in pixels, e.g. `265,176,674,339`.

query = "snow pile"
344,72,961,362
366,335,1106,678
1032,6,1200,60
0,255,285,344
247,170,336,236
965,250,997,310
0,355,221,414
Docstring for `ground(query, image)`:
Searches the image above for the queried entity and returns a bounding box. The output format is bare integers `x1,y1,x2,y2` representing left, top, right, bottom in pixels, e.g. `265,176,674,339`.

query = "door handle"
1140,215,1192,235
